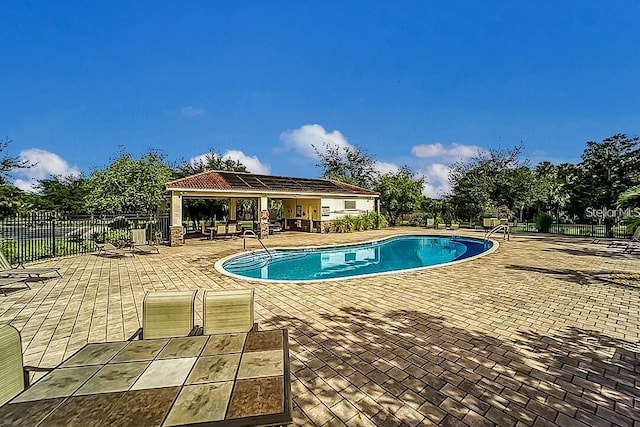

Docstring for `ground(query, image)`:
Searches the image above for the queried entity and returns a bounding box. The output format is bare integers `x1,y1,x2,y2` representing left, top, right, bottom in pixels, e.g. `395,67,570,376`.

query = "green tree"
531,162,575,222
30,175,89,212
576,134,640,210
375,168,425,226
574,134,640,235
86,151,174,214
0,137,31,217
449,144,530,221
176,150,246,178
314,144,378,189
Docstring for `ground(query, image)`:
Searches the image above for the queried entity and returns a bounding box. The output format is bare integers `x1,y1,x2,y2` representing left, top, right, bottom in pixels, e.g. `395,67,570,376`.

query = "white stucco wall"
320,198,375,220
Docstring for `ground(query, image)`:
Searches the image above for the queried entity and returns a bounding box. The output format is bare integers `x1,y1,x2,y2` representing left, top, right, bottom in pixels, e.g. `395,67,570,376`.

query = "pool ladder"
484,223,510,241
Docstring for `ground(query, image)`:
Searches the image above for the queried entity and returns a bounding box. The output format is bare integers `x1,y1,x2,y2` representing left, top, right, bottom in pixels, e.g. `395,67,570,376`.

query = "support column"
170,192,184,246
230,199,237,221
258,196,269,238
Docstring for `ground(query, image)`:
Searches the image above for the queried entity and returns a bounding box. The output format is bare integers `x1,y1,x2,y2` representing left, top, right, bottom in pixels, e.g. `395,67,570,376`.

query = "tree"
375,168,425,226
530,162,575,222
30,175,89,212
85,151,174,214
574,134,640,235
449,144,530,221
176,150,246,178
576,134,640,210
314,144,378,189
0,137,31,217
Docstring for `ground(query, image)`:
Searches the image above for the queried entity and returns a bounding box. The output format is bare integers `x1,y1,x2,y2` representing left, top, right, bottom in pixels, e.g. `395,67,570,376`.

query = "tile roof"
166,171,379,196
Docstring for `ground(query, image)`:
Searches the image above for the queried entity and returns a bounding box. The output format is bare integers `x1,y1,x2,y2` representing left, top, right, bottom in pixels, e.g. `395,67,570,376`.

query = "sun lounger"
604,226,640,248
95,243,128,257
131,229,160,254
0,251,62,282
0,278,30,297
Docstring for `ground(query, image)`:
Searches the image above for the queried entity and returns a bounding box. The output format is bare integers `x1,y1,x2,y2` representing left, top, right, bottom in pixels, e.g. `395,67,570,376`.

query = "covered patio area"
165,171,380,245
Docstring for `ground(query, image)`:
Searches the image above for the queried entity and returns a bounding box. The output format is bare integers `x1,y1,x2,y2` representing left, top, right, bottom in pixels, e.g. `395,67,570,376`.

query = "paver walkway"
1,228,638,426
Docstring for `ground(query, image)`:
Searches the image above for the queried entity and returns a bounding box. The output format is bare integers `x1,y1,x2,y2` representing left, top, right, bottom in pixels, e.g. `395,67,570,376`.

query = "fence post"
50,215,56,258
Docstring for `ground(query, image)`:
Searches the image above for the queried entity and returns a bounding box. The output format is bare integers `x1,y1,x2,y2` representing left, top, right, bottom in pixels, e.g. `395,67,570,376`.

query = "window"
344,200,356,210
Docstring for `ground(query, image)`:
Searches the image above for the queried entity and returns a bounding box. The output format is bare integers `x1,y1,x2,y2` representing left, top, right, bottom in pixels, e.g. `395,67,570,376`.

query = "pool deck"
1,227,638,426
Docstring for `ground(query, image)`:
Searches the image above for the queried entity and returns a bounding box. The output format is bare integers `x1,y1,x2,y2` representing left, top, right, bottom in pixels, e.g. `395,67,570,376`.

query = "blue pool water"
219,235,494,281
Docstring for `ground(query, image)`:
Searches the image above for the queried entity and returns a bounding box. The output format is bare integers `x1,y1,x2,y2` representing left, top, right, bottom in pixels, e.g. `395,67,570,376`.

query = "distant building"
165,171,379,245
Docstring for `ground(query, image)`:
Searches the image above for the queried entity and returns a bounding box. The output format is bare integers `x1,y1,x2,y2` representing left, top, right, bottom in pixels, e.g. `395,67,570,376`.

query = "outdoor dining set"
0,288,292,427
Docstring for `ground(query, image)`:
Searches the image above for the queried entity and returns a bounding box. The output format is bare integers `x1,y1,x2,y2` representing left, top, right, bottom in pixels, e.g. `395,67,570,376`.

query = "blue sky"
2,1,639,197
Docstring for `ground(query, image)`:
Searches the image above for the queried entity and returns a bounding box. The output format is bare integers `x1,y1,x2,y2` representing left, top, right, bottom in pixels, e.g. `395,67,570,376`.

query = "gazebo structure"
165,171,379,246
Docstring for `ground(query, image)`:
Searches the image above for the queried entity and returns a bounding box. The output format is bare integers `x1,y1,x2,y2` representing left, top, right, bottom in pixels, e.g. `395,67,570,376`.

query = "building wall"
319,198,375,221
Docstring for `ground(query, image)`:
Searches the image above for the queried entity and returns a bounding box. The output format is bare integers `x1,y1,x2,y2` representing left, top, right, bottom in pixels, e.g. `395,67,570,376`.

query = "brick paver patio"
0,228,638,426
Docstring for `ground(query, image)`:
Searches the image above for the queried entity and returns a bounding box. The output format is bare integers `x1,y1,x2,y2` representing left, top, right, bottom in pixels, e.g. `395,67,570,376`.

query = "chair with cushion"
202,289,257,335
128,290,199,340
0,324,51,406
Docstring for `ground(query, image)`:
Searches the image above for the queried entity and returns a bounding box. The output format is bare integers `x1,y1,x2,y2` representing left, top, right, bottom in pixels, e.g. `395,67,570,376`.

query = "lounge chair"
0,324,52,406
95,242,128,257
131,229,160,254
0,278,30,297
128,290,199,340
201,288,257,335
0,251,62,282
602,226,640,248
426,218,435,229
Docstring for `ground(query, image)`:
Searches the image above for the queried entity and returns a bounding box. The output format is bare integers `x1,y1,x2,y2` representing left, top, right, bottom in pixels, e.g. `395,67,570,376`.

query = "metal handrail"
242,230,272,262
485,223,510,241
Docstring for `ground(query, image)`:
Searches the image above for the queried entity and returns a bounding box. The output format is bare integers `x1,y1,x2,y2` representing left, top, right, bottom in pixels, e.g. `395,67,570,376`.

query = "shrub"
534,212,553,233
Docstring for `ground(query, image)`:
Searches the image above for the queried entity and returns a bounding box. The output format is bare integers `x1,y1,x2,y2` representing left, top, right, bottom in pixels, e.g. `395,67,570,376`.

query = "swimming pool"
216,234,496,282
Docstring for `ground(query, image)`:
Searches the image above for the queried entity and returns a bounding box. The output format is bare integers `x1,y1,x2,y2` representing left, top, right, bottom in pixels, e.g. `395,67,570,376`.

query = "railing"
0,211,170,264
508,222,631,239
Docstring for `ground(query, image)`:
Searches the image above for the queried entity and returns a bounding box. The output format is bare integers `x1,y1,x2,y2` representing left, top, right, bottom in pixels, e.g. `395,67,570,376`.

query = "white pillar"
171,192,183,226
230,199,237,220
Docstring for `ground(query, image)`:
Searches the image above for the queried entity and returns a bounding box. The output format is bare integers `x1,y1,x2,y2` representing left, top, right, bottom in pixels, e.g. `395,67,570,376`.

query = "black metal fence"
0,211,170,264
509,222,631,238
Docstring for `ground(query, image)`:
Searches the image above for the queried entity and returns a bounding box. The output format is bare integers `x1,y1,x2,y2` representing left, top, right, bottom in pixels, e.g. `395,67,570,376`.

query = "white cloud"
416,163,452,198
279,124,353,158
373,161,401,175
411,142,482,161
189,150,271,175
222,150,271,175
13,149,80,192
181,106,205,117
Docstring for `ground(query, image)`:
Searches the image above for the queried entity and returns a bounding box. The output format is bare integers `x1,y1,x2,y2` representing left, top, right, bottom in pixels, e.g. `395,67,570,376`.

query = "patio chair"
201,288,257,335
95,242,128,257
227,223,240,238
128,290,199,340
214,224,231,240
0,324,52,406
0,250,62,282
131,229,160,254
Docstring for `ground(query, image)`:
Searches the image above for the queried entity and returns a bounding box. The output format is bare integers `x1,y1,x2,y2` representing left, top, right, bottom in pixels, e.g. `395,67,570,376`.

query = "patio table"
0,329,292,427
